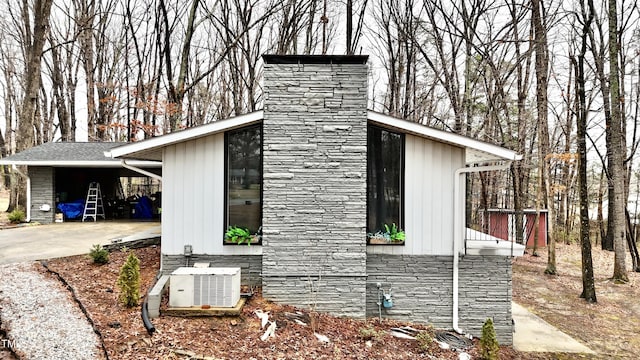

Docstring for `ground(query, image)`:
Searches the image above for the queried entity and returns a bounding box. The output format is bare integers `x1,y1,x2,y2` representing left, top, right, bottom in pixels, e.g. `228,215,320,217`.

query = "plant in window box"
385,223,405,243
225,226,259,246
367,223,405,244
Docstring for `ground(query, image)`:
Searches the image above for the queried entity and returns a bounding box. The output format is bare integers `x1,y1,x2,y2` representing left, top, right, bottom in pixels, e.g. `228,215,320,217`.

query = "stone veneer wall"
29,166,55,224
366,254,513,344
161,254,262,286
261,55,369,318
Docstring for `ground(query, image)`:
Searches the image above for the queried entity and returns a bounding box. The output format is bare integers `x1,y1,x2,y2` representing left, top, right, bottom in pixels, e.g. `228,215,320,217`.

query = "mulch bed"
42,246,492,359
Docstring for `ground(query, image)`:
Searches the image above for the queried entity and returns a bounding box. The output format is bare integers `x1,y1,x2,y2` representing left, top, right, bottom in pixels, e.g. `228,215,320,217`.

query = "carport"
0,142,161,224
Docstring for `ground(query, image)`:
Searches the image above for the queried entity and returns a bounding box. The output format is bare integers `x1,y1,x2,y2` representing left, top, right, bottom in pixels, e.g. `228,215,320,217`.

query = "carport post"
12,164,31,222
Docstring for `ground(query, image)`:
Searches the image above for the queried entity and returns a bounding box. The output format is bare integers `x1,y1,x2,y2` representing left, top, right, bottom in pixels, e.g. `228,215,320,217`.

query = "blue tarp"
57,200,85,219
133,196,153,219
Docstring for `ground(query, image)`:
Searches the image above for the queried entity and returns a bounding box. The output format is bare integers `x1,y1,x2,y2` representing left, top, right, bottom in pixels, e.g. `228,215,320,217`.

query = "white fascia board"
367,111,522,163
0,160,162,167
109,111,264,159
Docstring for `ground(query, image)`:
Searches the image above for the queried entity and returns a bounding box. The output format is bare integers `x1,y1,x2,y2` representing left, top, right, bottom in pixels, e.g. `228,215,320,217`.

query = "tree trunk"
607,0,629,283
625,209,640,271
14,0,54,212
50,42,71,141
165,0,199,131
574,0,596,301
512,164,525,246
18,0,53,152
531,0,555,274
597,169,606,245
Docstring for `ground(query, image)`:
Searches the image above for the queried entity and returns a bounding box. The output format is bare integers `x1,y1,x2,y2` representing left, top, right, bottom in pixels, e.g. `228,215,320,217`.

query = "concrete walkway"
513,302,595,354
0,221,160,264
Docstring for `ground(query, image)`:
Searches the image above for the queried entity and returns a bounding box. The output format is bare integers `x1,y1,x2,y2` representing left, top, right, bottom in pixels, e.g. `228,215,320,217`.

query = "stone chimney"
261,55,369,317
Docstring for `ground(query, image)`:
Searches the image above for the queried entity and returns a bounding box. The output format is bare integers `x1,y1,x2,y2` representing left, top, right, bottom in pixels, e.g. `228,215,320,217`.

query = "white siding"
367,134,464,256
162,133,261,256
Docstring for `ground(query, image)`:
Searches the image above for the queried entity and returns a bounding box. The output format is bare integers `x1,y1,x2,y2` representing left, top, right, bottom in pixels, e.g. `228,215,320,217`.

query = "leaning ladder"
82,182,105,222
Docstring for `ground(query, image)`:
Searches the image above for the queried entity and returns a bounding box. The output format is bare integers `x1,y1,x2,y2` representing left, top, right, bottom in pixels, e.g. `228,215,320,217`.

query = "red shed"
481,209,548,248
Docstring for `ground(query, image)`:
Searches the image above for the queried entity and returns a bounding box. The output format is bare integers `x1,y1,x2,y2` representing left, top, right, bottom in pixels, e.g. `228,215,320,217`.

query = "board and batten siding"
161,133,261,256
367,133,464,256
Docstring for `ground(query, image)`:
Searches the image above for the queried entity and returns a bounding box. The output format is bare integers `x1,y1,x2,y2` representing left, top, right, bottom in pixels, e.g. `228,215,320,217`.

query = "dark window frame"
366,125,405,245
223,124,263,245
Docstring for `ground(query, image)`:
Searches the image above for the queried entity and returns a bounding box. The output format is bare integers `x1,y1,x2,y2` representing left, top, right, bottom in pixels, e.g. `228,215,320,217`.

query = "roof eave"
0,160,161,167
110,111,264,160
367,110,521,164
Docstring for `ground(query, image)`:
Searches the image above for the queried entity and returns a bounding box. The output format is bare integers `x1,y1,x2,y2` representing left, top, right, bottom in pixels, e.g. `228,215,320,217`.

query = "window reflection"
367,125,403,235
226,125,262,234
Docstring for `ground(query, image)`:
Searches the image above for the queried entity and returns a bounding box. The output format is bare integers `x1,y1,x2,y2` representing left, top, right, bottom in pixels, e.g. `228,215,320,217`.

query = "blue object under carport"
56,200,85,219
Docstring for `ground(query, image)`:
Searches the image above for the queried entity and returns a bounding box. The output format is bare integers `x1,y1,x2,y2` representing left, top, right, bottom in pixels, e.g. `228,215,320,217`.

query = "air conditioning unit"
169,267,241,308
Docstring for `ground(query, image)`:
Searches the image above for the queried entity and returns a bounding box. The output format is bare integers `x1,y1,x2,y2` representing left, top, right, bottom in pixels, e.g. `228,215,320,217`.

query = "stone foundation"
366,254,513,344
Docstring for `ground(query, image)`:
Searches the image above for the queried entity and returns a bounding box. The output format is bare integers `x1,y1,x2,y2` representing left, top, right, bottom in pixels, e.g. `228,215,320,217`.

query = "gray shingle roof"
0,142,124,164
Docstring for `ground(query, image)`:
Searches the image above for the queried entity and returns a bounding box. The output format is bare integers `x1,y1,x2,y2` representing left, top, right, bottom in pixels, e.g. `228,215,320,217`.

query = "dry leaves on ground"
41,246,509,360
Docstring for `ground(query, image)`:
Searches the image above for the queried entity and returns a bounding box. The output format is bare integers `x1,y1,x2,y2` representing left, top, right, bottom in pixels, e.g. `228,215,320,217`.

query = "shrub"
89,244,109,264
358,326,383,341
415,331,434,352
8,209,26,224
480,318,500,360
117,252,140,307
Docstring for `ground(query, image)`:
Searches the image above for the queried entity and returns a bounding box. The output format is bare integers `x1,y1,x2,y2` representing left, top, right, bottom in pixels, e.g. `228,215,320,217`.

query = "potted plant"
367,223,405,245
385,223,405,243
367,230,391,244
224,226,259,246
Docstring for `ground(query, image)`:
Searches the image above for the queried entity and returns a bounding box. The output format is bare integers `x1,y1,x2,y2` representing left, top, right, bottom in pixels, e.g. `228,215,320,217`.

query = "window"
225,125,262,243
367,125,404,244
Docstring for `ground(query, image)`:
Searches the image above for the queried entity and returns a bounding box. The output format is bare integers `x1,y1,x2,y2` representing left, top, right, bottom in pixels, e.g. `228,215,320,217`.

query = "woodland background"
0,0,639,294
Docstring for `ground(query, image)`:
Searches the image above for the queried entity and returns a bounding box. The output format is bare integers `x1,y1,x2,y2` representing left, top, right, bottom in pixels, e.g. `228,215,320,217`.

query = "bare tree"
16,0,54,151
607,0,629,283
346,0,368,55
530,0,556,275
573,0,597,303
0,33,20,208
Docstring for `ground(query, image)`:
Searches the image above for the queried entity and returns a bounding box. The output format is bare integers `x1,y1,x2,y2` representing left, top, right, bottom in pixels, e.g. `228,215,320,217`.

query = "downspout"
12,165,31,222
121,160,162,181
452,162,512,334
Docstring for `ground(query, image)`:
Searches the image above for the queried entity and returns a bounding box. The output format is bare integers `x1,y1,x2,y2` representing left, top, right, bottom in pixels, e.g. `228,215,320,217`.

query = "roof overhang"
0,159,160,168
367,111,522,164
109,111,264,161
109,109,520,165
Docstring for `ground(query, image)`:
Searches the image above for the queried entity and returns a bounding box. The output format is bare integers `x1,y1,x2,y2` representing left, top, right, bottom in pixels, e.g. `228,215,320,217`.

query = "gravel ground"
0,262,100,359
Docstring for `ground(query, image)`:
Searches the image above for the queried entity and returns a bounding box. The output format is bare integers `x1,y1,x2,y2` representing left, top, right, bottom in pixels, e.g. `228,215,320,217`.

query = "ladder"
82,182,105,222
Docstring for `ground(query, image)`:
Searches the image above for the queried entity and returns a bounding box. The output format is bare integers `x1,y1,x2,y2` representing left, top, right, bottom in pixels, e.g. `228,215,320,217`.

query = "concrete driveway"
0,221,160,264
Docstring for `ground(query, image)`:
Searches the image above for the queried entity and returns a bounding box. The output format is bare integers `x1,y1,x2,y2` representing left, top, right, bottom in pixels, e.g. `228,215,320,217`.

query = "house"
0,142,161,223
110,55,522,343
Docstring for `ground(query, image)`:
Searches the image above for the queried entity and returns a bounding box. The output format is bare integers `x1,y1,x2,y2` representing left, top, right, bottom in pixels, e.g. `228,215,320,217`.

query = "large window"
367,125,404,243
225,125,262,242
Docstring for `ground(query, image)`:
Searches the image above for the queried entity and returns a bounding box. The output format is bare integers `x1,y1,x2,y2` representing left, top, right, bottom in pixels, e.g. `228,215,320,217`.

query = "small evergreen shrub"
480,318,500,360
89,244,109,264
8,209,26,224
358,326,383,341
415,331,434,352
117,252,140,307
